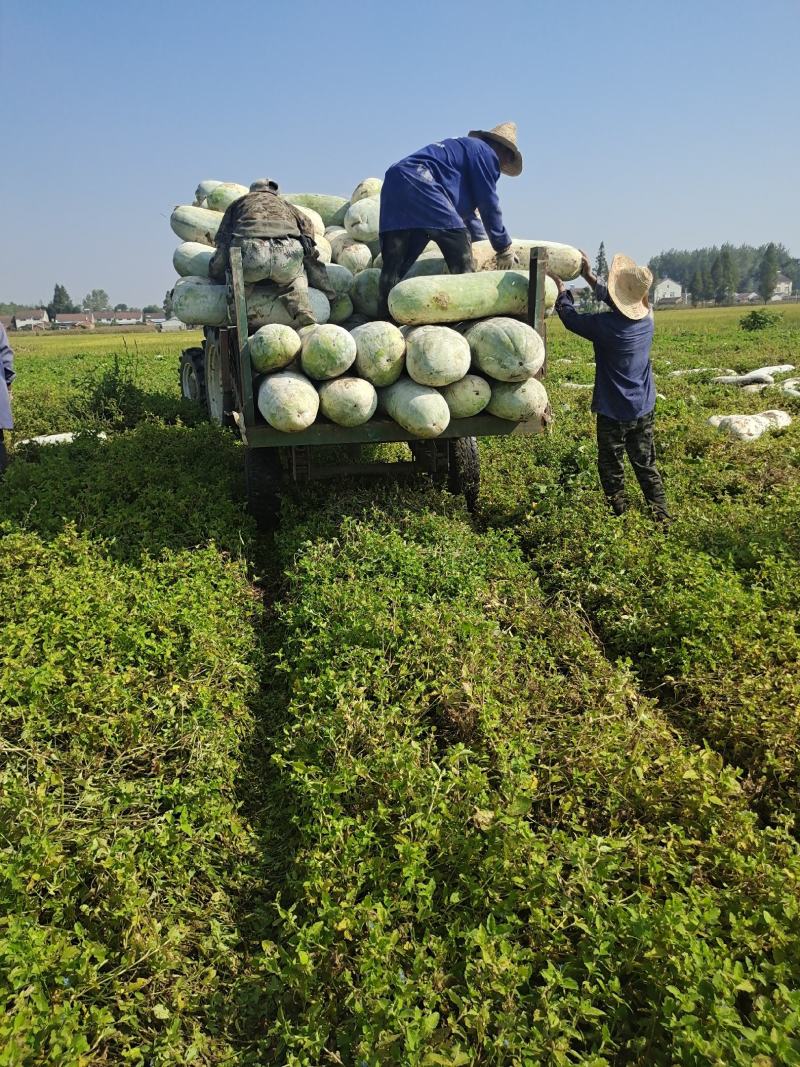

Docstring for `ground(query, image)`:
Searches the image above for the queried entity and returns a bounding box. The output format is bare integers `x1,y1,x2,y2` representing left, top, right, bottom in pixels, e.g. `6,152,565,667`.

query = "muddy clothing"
597,412,669,518
209,189,335,315
378,228,474,319
209,188,314,282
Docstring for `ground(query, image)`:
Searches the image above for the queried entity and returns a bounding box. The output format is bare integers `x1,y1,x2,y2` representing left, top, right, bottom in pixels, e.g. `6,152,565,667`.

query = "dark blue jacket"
0,324,14,429
555,283,656,422
380,136,511,252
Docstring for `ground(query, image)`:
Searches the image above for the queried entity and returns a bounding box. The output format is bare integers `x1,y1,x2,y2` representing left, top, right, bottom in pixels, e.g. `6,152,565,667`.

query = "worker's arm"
468,146,512,253
578,249,612,308
208,202,238,280
550,273,605,342
0,326,14,389
289,205,315,240
464,211,487,242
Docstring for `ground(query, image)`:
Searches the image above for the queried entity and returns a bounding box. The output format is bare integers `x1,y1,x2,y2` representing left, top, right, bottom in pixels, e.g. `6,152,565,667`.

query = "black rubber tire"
179,348,206,409
245,448,283,531
448,437,480,512
204,332,236,428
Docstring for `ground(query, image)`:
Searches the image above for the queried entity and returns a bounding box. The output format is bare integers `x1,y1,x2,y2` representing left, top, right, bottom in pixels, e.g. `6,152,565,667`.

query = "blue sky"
3,0,798,308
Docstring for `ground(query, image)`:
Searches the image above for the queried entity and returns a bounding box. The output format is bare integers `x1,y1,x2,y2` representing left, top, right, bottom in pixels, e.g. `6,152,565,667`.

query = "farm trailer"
179,248,551,528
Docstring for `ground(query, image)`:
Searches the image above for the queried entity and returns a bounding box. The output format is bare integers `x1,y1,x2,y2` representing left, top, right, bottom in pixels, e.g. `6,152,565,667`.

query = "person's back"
380,134,513,251
222,186,306,241
376,123,522,317
551,252,669,522
580,300,655,423
207,179,333,326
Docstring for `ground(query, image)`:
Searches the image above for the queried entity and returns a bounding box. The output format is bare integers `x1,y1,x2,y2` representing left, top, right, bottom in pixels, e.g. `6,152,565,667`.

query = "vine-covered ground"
2,309,799,1064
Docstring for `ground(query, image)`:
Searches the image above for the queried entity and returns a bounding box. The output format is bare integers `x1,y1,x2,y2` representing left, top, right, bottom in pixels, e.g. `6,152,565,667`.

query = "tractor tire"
179,348,206,409
245,447,283,531
204,332,235,427
448,437,480,513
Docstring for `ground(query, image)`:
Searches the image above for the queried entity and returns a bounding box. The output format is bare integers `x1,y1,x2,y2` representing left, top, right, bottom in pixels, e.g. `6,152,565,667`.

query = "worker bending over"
550,252,671,523
377,123,523,318
209,179,335,327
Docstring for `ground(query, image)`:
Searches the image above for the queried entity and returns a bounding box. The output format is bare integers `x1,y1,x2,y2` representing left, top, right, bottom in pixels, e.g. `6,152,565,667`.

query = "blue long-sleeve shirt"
0,324,14,429
465,212,487,242
555,283,656,422
379,136,511,252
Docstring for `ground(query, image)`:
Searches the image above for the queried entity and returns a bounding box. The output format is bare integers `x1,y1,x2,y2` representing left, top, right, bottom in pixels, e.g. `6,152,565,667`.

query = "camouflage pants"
596,411,669,518
242,238,335,325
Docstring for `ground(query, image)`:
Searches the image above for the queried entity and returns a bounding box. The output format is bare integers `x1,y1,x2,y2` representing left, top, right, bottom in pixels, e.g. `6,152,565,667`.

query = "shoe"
651,508,672,528
607,493,627,517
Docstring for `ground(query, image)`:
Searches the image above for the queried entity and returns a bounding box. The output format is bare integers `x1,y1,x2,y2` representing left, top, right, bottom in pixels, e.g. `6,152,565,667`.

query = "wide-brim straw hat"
607,254,653,320
468,121,523,176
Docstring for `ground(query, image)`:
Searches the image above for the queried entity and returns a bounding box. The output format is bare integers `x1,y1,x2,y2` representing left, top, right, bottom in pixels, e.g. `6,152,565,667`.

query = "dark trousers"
378,227,474,318
596,411,669,517
0,430,7,474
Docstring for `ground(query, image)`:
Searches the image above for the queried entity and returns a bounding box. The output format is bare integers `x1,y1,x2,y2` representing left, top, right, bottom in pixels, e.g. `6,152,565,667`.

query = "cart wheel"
245,448,283,531
409,439,449,482
179,348,206,408
448,437,480,512
204,332,235,427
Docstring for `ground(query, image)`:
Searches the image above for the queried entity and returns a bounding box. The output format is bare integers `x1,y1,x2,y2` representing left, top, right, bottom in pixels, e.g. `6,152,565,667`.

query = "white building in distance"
771,273,793,300
653,278,682,303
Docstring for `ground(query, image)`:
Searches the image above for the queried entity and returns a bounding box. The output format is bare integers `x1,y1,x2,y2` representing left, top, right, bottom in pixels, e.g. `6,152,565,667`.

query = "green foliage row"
2,315,800,1064
481,310,800,820
232,490,800,1064
0,528,263,1064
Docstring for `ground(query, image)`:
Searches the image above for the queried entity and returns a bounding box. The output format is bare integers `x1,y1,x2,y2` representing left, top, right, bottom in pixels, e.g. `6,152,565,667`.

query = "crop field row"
1,307,799,1064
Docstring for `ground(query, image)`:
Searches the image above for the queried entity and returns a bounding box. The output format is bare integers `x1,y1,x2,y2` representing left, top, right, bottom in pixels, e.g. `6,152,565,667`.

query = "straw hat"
468,122,523,176
607,254,653,320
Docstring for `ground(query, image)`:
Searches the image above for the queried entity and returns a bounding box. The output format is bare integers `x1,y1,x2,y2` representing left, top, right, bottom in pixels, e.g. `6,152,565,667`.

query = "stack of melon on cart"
169,178,582,437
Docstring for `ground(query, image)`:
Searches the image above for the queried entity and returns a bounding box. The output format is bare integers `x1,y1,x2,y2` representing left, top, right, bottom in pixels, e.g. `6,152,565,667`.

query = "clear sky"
2,0,798,308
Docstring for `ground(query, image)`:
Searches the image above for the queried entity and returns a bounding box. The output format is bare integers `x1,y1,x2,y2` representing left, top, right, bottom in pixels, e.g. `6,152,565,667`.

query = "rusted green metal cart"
180,248,550,528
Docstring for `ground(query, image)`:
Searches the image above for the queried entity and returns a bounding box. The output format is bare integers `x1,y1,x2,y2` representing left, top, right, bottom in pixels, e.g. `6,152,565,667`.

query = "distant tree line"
0,285,162,320
648,243,798,305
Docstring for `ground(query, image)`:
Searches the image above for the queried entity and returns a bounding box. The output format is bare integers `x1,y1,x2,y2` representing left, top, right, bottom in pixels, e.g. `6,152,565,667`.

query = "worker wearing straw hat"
377,123,523,318
549,251,671,523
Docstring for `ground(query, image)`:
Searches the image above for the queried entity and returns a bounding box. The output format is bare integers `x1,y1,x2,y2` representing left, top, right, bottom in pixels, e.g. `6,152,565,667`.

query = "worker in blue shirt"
550,251,670,522
377,122,523,318
0,322,14,474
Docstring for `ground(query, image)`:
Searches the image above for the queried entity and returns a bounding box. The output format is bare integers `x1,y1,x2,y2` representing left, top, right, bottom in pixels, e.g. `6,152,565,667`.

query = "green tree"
575,286,595,311
83,289,110,312
47,283,78,319
114,303,128,312
142,304,160,314
758,244,779,303
710,256,723,303
690,268,703,306
163,289,174,319
594,241,609,279
717,248,738,303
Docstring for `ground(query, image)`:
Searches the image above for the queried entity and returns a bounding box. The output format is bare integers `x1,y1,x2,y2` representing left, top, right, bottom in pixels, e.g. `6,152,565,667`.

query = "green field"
2,307,800,1065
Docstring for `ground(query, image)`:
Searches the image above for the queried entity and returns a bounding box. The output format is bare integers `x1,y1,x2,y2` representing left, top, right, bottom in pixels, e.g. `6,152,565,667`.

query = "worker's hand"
547,270,566,293
496,246,520,270
579,249,592,278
